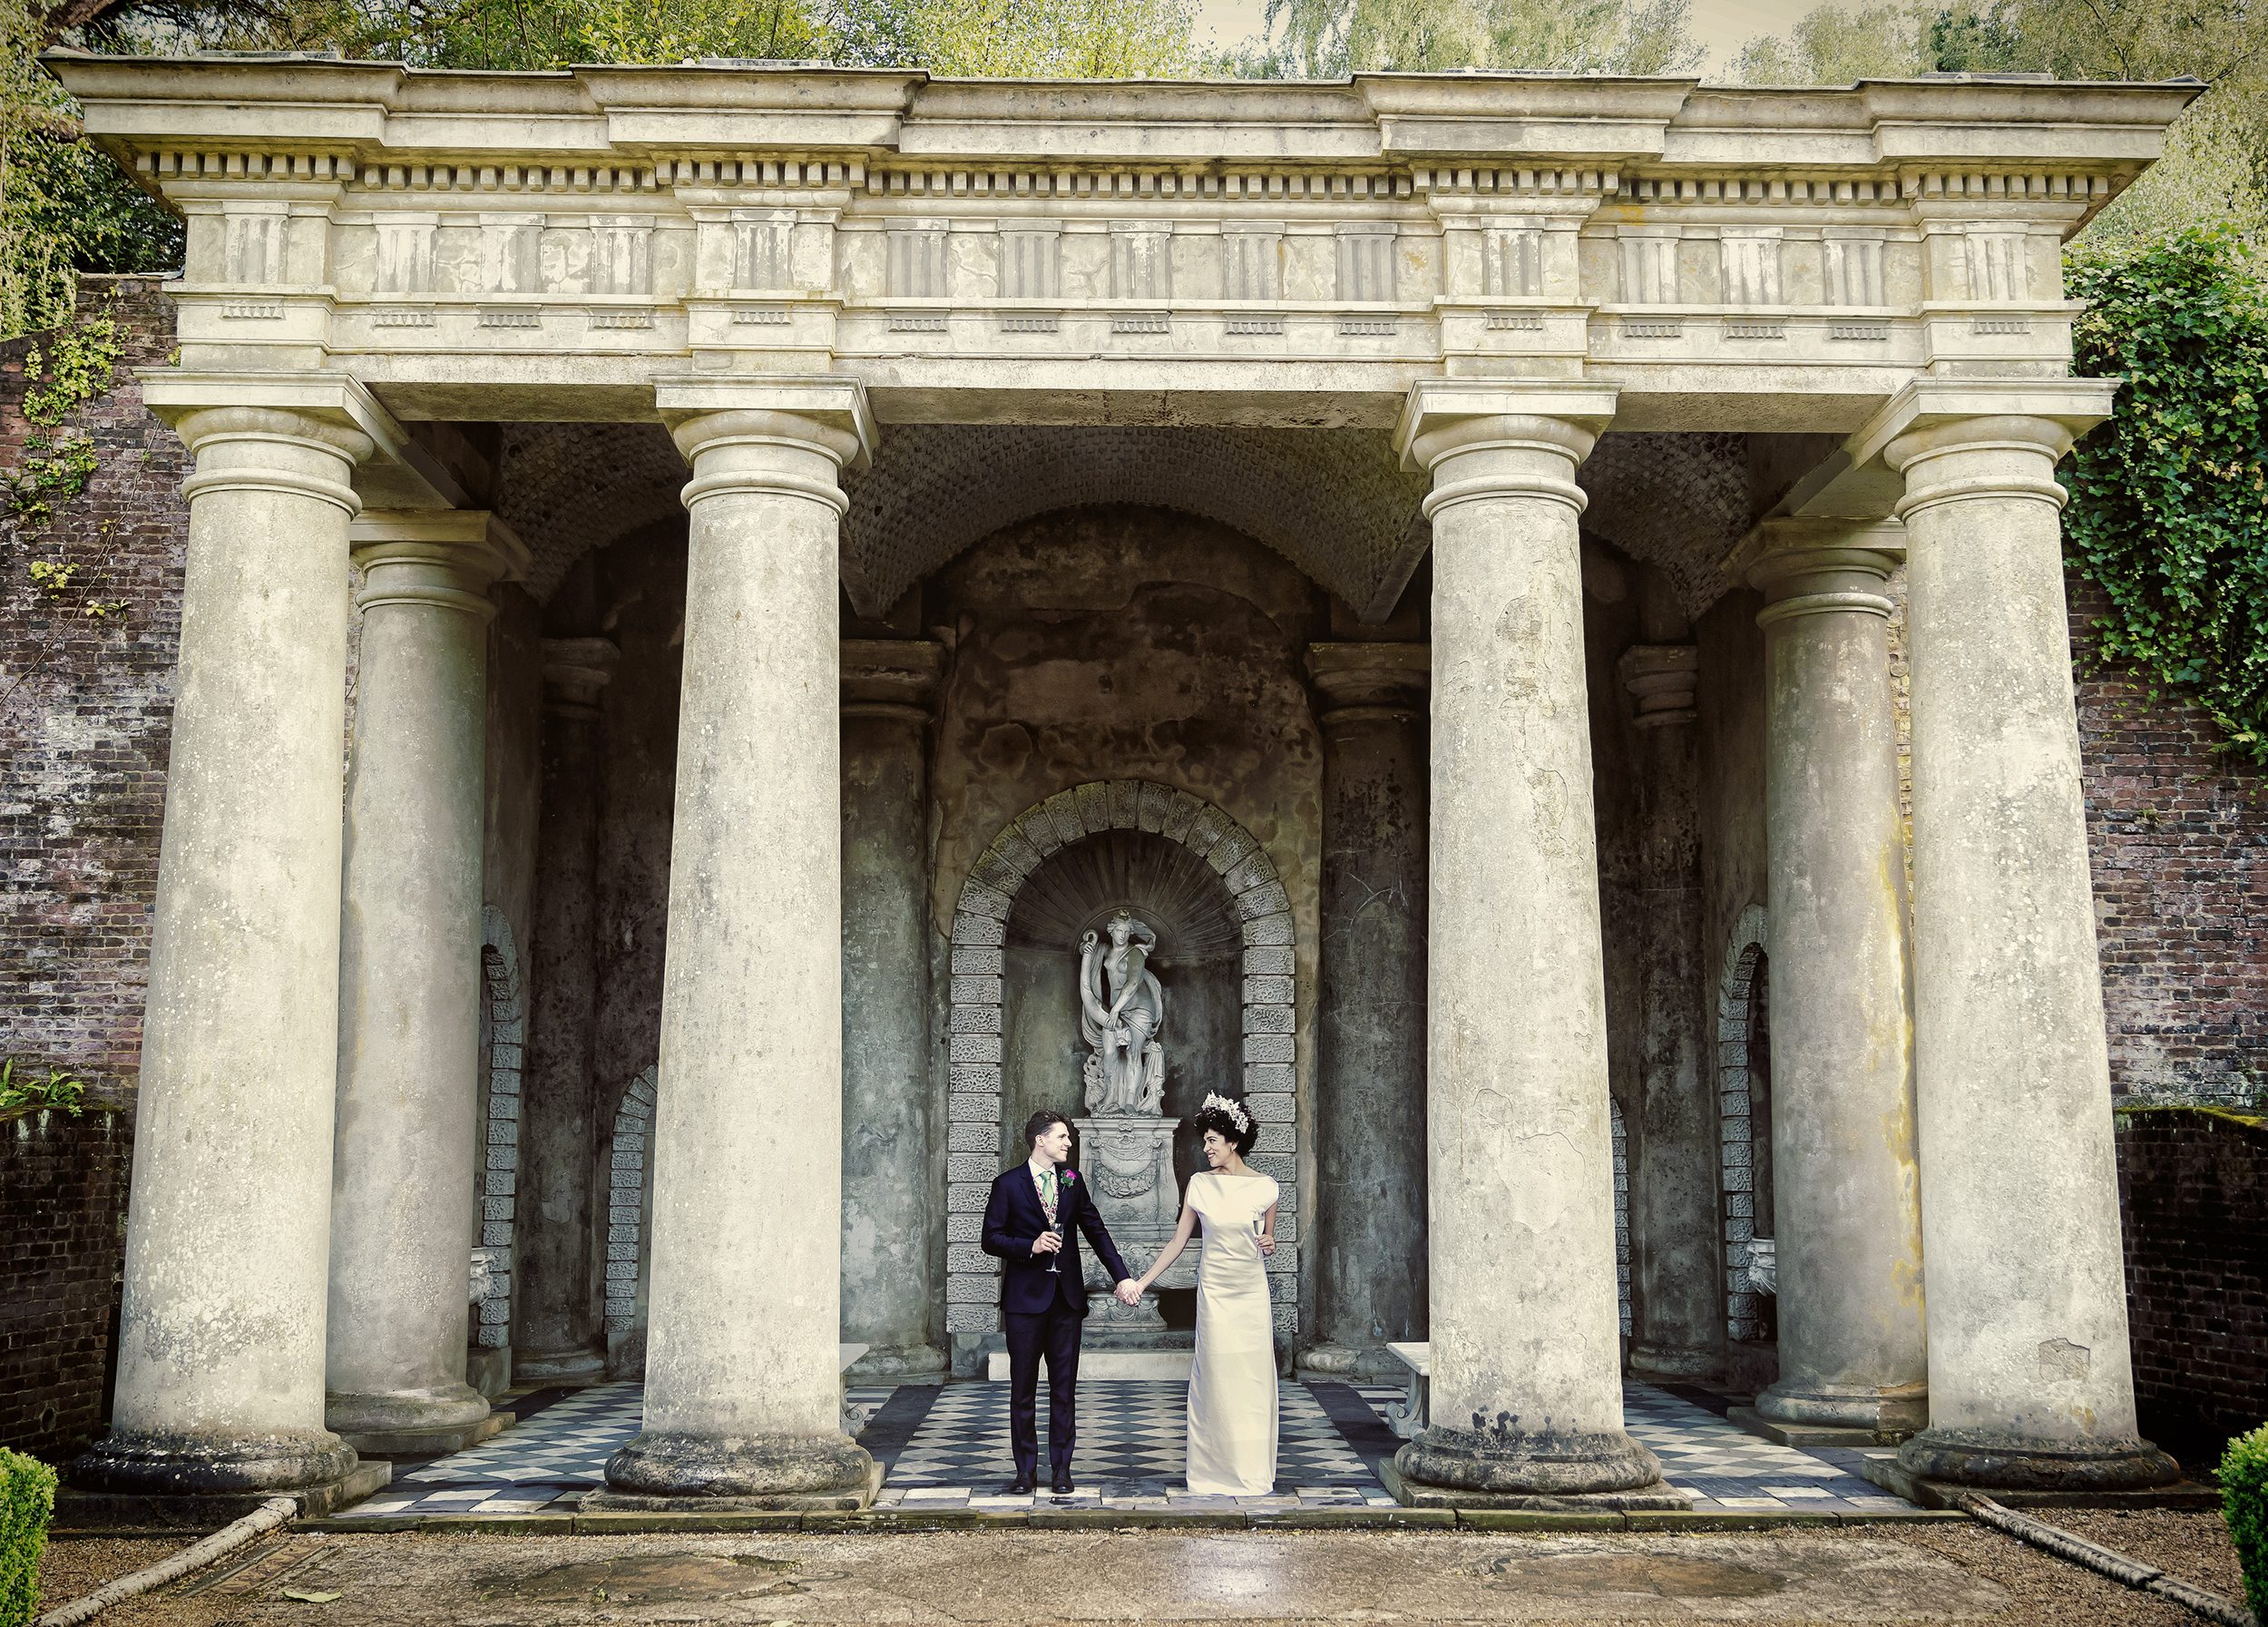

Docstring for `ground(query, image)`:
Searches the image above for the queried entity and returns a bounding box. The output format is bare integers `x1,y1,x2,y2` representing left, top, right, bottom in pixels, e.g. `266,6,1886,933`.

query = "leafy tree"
1725,4,1934,83
1260,0,1700,77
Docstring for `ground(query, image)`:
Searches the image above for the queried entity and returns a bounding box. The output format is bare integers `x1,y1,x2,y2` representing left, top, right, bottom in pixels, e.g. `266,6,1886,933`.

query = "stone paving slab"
333,1378,1916,1525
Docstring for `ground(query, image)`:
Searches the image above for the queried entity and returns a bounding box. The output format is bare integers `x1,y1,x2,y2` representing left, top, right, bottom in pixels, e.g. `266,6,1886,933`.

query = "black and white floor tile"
337,1377,1913,1518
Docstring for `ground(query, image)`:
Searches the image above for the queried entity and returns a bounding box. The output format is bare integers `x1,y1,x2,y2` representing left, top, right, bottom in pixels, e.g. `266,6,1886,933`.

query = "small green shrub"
0,1058,85,1117
0,1447,55,1627
2224,1423,2268,1622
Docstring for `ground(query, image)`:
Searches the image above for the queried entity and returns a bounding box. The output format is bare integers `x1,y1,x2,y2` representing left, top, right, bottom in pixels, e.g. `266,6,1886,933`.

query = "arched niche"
944,779,1300,1342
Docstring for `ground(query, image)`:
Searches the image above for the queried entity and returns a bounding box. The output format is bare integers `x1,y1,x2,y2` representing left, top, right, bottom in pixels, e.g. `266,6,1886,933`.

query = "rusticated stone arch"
474,905,525,1354
943,779,1300,1338
1717,904,1771,1342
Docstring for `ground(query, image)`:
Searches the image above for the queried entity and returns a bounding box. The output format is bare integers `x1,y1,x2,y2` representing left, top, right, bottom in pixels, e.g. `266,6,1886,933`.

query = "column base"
1383,1453,1686,1512
325,1383,491,1456
71,1427,358,1497
845,1342,949,1381
513,1344,609,1384
602,1429,875,1507
1627,1343,1724,1383
1896,1427,2181,1494
1752,1378,1928,1444
1393,1426,1670,1499
1295,1343,1409,1383
56,1459,393,1530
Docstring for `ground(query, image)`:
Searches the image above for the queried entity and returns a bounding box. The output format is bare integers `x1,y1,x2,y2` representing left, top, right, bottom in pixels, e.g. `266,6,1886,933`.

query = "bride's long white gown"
1184,1169,1280,1495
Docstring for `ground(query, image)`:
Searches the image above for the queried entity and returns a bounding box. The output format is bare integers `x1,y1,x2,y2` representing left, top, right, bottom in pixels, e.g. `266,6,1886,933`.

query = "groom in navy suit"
982,1109,1139,1494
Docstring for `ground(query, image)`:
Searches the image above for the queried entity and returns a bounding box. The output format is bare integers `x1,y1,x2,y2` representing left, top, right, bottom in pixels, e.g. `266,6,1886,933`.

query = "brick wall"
0,275,188,1090
0,1107,131,1462
2116,1106,2268,1459
2074,577,2268,1108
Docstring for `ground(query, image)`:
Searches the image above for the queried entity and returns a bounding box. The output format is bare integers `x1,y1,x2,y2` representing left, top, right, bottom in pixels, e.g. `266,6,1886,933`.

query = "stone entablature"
51,55,2196,432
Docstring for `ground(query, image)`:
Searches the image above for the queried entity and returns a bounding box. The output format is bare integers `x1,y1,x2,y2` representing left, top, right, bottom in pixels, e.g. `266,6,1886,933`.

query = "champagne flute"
1044,1220,1064,1275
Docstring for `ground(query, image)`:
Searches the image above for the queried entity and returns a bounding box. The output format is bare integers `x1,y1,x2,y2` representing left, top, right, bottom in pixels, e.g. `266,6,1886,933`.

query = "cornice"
49,49,2199,186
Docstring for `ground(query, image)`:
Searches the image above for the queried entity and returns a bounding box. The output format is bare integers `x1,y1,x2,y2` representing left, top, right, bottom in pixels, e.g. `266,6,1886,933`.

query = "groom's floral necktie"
1033,1166,1059,1225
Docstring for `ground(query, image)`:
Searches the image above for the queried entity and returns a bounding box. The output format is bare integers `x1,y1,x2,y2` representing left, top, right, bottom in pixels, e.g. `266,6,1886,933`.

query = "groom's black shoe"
1006,1474,1036,1495
1050,1471,1075,1495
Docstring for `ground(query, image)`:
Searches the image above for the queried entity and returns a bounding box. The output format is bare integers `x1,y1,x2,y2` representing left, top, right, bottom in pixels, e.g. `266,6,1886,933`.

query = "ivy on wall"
2063,228,2268,769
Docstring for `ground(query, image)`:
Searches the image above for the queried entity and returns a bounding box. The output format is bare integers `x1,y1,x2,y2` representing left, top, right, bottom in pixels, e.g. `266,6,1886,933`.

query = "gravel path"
25,1518,2251,1626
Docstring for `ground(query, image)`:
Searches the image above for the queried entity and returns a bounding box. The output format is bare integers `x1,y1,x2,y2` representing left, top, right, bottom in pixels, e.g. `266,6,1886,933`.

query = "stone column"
513,638,621,1385
73,404,374,1496
600,384,876,1507
1391,381,1672,1504
840,638,948,1380
1746,524,1929,1440
1879,385,2175,1491
1618,645,1723,1383
1301,642,1430,1382
327,511,525,1453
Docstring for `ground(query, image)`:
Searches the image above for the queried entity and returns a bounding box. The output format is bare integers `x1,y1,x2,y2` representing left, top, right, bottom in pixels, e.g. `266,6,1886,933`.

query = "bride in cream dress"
1120,1093,1279,1495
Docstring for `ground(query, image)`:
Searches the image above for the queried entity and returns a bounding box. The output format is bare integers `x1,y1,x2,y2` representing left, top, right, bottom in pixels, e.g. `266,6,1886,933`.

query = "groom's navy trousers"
981,1164,1132,1478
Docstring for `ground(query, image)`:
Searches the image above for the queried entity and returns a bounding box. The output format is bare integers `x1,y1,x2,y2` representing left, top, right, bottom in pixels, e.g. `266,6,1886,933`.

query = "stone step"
985,1349,1193,1381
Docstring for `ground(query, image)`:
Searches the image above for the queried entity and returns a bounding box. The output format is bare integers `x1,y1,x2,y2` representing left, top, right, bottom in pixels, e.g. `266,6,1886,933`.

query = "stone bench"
1384,1340,1430,1440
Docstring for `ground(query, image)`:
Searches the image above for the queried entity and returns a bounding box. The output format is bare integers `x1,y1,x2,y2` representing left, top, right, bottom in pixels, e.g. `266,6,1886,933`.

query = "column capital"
542,637,621,718
1305,642,1429,722
655,376,876,495
841,638,943,723
349,510,530,620
1617,643,1698,728
1739,519,1903,627
1844,377,2116,522
1393,379,1619,476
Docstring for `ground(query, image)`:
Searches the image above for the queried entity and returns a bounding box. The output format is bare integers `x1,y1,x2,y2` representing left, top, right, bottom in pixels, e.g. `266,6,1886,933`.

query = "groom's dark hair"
1023,1109,1069,1152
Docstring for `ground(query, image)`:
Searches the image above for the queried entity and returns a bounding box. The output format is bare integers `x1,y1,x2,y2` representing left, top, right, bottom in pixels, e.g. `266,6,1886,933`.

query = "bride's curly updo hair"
1189,1092,1258,1156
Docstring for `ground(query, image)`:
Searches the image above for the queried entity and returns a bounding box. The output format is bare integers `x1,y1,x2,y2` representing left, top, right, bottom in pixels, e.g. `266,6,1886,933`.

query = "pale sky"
1191,0,1816,72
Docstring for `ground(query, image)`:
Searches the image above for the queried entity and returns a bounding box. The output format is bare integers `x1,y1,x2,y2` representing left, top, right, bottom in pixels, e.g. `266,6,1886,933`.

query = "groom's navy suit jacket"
981,1163,1132,1317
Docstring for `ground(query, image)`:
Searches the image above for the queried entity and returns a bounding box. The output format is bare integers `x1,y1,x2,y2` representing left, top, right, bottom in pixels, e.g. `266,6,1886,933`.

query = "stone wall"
2074,581,2268,1108
0,276,187,1091
2115,1106,2268,1460
0,1107,130,1461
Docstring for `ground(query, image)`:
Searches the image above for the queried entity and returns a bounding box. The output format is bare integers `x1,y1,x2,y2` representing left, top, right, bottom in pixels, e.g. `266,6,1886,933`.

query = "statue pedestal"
1074,1115,1195,1338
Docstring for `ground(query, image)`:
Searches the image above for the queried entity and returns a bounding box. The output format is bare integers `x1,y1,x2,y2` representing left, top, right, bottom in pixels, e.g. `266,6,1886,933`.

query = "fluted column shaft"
327,512,523,1448
1748,525,1928,1437
75,405,373,1495
1883,390,2173,1491
1620,645,1723,1383
840,639,947,1379
601,387,876,1506
1392,383,1669,1501
1303,642,1430,1379
514,638,620,1383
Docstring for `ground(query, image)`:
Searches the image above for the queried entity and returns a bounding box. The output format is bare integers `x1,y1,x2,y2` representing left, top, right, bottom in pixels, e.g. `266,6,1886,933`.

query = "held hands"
1113,1279,1143,1307
1031,1231,1063,1255
1258,1233,1276,1257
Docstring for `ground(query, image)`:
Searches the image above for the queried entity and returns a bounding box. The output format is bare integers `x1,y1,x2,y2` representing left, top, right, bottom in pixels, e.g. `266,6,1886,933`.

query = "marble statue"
1079,909,1165,1116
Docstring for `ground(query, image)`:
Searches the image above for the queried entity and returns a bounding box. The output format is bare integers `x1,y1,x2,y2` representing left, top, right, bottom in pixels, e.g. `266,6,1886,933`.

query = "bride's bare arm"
1129,1201,1198,1297
1258,1201,1279,1256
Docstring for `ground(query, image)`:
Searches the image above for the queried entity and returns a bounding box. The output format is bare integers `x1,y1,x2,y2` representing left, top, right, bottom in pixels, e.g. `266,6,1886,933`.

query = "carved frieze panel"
1109,220,1172,302
1334,223,1397,303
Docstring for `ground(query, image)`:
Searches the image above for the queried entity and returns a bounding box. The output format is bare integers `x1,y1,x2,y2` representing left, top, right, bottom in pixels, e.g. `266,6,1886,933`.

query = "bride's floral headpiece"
1199,1092,1251,1133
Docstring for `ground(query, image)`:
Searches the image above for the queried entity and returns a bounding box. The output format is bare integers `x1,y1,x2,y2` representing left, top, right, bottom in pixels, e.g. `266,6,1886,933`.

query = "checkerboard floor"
335,1377,1913,1518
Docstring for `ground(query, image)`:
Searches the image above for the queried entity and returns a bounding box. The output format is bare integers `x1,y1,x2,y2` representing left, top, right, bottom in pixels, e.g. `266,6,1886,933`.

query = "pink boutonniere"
1061,1170,1080,1185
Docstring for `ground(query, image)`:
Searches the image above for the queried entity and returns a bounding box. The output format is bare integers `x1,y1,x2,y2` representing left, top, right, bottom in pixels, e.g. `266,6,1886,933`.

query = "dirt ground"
26,1514,2251,1626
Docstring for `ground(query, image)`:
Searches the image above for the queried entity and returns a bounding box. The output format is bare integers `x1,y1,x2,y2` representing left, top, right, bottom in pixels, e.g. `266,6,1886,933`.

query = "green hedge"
2227,1425,2268,1622
0,1449,54,1627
